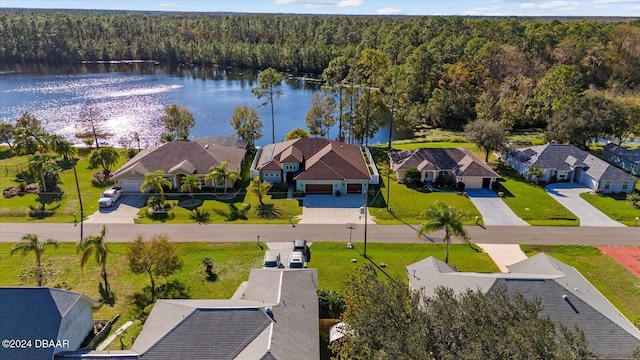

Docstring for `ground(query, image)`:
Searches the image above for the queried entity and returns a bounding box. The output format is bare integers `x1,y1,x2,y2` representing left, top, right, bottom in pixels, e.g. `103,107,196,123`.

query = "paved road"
1,223,638,246
545,183,625,227
466,189,529,226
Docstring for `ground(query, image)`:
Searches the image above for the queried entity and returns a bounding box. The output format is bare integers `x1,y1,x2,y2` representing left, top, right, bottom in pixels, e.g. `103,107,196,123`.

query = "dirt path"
597,246,640,278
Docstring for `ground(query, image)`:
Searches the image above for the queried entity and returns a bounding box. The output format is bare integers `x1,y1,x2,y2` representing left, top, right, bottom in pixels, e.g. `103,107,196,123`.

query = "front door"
482,178,491,188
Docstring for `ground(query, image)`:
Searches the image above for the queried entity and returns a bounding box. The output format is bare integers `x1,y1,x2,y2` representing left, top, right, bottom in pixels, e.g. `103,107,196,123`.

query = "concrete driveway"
84,195,147,224
297,194,374,225
544,183,625,227
466,189,529,226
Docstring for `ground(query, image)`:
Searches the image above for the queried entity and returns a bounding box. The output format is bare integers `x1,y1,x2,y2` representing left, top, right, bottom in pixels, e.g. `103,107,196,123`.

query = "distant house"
129,269,319,360
250,138,378,195
603,143,640,177
0,287,98,360
507,143,637,193
388,148,500,189
111,137,247,193
406,254,640,360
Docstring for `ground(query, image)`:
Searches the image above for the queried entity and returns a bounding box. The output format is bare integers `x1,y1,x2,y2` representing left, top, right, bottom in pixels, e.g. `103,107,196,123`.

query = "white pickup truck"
98,188,122,208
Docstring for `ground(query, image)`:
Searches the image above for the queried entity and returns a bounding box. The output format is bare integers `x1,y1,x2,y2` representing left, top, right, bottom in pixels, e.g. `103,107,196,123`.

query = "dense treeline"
2,9,640,144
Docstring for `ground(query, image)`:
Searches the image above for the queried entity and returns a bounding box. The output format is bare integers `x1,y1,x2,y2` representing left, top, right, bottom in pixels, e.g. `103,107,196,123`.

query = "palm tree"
247,176,272,206
77,225,110,294
11,234,58,286
418,201,470,264
206,161,240,193
88,147,120,177
140,170,172,195
50,136,76,163
180,174,201,200
28,152,59,192
528,166,546,184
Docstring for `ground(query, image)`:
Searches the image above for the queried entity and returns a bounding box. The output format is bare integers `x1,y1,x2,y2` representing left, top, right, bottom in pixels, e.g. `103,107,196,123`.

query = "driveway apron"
544,183,625,227
477,243,528,273
466,189,529,226
84,195,147,224
297,194,374,225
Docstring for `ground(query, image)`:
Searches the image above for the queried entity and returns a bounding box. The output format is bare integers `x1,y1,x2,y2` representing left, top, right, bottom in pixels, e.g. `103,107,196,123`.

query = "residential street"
0,223,638,246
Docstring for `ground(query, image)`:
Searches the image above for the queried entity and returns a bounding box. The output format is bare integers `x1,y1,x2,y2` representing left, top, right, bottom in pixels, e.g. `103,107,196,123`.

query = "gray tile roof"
194,136,248,149
389,148,499,178
0,287,97,360
131,269,319,360
406,254,640,359
510,144,637,182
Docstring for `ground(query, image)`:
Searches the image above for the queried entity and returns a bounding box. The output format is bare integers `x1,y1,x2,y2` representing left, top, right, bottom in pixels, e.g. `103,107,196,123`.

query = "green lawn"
0,149,128,223
492,163,579,226
134,190,302,224
312,242,499,292
0,242,265,349
580,192,640,226
368,144,481,225
520,245,640,325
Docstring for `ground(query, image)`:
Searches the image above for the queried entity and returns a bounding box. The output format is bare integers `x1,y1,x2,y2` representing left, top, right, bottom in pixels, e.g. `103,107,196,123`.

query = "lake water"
0,63,392,148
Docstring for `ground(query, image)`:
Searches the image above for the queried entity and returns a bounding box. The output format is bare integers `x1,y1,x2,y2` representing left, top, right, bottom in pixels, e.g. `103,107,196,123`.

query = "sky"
1,0,640,17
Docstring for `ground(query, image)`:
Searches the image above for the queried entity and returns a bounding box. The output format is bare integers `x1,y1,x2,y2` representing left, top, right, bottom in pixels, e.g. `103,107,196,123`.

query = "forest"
1,9,640,146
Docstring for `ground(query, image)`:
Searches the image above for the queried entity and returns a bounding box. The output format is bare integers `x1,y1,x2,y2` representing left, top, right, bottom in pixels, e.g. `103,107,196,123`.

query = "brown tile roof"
257,138,371,181
112,140,246,179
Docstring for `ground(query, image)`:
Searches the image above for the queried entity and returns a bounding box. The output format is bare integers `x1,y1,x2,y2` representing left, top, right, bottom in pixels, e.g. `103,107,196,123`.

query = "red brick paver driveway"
597,246,640,278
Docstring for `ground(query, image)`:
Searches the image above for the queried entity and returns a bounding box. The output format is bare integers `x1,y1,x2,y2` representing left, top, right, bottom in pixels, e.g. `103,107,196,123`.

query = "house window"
604,181,611,190
623,182,628,190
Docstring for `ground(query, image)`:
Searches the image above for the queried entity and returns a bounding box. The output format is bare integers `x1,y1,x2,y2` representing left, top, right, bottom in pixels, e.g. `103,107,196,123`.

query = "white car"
98,188,122,208
288,251,306,269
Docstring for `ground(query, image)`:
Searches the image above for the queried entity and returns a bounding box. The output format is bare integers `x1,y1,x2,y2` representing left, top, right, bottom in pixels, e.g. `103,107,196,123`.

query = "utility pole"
73,164,84,241
363,190,368,258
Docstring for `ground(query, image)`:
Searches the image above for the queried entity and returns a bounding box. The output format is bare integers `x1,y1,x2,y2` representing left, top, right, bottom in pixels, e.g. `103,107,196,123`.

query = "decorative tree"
88,147,120,178
180,174,202,201
160,104,195,142
127,234,183,300
206,161,240,193
229,105,263,147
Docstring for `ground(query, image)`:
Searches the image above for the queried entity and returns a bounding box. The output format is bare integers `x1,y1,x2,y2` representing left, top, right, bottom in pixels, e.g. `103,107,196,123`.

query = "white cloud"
274,0,335,4
629,4,640,9
377,7,403,14
593,0,640,3
337,0,364,7
159,2,180,8
464,5,505,15
520,1,581,11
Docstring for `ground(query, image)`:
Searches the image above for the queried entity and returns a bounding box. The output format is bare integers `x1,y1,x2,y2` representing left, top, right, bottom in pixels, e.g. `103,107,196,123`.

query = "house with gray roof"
389,148,500,189
250,138,378,195
507,143,637,193
406,254,640,359
130,268,319,360
603,143,640,176
111,137,247,193
0,287,98,360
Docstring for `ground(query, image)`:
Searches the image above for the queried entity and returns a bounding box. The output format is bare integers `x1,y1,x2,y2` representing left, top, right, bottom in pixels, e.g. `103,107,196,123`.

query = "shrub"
256,203,281,219
627,192,640,206
404,167,422,184
318,289,345,319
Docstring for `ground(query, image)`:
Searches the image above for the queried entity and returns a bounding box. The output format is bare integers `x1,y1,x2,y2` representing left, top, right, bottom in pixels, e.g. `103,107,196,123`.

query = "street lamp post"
346,223,356,249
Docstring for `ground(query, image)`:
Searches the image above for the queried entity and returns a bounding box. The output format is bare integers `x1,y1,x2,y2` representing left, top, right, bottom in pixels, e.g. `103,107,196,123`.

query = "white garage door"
119,179,144,193
461,177,483,189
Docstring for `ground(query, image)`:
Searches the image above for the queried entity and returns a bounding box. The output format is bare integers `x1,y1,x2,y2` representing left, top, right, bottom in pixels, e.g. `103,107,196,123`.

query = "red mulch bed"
597,246,640,278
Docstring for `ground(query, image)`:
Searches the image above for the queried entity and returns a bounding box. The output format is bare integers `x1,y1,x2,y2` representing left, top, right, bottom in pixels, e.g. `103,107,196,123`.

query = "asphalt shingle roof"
0,287,97,360
406,254,640,359
112,138,246,179
604,143,640,163
510,144,637,182
390,148,499,178
131,269,319,360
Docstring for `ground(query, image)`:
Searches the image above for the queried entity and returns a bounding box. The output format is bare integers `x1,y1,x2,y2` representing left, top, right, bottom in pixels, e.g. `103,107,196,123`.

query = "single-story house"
603,143,640,176
406,254,640,360
0,287,98,360
507,143,637,193
111,137,247,193
250,138,378,195
388,148,500,189
129,269,319,360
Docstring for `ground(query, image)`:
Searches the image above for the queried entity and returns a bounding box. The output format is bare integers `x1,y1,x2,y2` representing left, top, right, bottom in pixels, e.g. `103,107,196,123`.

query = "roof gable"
113,141,246,179
391,148,499,178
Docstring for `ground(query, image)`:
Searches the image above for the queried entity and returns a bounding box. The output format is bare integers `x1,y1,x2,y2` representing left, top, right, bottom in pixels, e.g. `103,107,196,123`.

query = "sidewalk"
476,243,528,273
